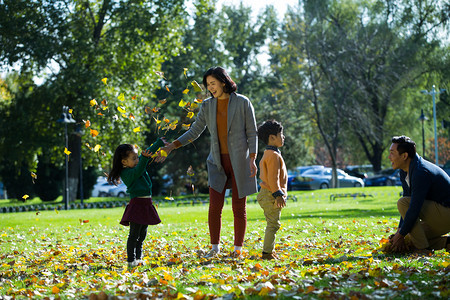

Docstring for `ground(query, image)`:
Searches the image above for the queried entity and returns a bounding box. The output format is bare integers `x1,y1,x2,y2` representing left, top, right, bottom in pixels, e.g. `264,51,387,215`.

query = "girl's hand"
155,143,175,163
141,149,154,158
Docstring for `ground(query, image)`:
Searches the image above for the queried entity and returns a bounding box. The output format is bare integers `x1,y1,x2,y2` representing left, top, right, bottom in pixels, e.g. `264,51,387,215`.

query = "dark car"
364,169,402,186
343,165,373,179
287,165,324,191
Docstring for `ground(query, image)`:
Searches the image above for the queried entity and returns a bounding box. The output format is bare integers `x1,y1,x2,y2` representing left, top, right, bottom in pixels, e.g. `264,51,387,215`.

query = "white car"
108,183,128,198
91,178,113,197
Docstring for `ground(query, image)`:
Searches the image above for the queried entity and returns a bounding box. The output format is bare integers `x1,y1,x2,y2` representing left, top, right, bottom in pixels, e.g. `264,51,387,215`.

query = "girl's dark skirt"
120,197,161,226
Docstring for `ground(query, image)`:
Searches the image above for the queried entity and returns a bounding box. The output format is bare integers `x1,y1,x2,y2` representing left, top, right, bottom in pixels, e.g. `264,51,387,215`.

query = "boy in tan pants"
257,120,287,260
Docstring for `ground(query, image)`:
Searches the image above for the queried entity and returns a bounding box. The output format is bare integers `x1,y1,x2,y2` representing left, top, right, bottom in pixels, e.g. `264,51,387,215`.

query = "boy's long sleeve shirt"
259,147,287,197
120,138,165,199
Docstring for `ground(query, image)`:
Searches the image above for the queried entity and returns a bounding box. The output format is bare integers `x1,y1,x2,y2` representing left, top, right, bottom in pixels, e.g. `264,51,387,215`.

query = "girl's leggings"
208,154,247,247
127,222,148,262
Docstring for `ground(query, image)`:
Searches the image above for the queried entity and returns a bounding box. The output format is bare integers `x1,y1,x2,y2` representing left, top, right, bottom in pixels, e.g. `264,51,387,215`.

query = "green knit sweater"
120,138,164,199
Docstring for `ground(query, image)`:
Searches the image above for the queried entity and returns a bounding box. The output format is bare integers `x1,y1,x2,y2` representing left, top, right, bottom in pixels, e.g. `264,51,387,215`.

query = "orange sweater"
173,98,256,159
259,148,287,196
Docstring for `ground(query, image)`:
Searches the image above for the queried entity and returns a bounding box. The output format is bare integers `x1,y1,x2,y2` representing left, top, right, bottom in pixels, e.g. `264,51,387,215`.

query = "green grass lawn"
1,186,449,299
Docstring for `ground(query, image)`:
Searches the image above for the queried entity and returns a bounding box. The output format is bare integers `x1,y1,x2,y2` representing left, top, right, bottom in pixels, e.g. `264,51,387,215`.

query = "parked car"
91,178,114,197
109,183,128,198
287,165,324,191
364,169,401,186
289,167,364,190
343,165,373,179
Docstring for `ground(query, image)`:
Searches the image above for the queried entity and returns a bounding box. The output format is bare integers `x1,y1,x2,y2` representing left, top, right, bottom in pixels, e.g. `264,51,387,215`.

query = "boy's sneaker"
261,252,278,260
204,249,219,258
127,260,138,269
135,259,146,266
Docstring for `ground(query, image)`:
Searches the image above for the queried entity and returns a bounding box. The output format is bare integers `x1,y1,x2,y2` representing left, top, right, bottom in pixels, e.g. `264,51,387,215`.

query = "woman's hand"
249,157,257,177
155,143,175,163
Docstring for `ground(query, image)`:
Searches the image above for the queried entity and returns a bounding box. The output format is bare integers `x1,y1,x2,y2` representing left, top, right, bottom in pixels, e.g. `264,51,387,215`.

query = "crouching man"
388,135,450,253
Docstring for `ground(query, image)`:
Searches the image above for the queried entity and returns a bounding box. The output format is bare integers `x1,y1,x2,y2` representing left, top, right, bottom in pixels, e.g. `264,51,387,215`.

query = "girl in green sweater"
108,138,165,268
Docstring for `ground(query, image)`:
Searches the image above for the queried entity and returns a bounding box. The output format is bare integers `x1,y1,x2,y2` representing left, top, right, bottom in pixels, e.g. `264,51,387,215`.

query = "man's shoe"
204,249,219,258
127,260,138,269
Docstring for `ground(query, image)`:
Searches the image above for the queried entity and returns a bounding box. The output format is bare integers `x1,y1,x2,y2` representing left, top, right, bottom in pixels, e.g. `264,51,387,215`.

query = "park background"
0,0,449,202
1,1,450,299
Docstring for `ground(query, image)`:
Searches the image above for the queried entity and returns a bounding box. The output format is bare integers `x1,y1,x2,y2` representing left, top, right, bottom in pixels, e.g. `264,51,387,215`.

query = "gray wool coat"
176,92,258,198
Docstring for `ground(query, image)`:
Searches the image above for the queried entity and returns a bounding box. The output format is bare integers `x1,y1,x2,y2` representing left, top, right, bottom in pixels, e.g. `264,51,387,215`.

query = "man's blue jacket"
399,154,450,236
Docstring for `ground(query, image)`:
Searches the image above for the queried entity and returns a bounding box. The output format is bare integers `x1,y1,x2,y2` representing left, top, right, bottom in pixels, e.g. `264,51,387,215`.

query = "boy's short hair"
257,120,283,145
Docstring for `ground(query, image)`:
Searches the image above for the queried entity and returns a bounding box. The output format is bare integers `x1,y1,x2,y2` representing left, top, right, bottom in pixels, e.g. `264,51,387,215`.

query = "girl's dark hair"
392,135,416,159
107,144,136,185
202,67,237,97
257,120,283,145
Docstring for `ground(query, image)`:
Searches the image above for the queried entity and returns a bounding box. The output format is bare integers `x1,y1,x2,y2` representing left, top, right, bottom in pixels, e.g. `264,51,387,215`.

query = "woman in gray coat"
157,67,258,258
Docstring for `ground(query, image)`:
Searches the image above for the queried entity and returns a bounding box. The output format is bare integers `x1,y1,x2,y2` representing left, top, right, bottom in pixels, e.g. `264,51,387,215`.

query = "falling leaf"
165,85,172,94
101,77,107,85
30,172,37,184
118,93,125,101
101,99,108,106
90,99,98,106
84,120,91,128
153,117,162,124
183,68,188,78
165,196,174,200
129,113,135,120
159,99,167,104
132,95,137,100
54,208,59,214
64,148,71,155
133,127,141,133
179,99,188,107
97,112,104,116
85,143,92,150
22,194,29,200
191,80,203,92
187,165,194,177
194,98,203,103
94,145,101,152
152,107,160,113
155,71,166,79
90,129,99,137
182,89,189,94
68,108,73,114
182,123,191,130
187,112,194,119
163,118,170,123
160,150,167,157
117,106,126,113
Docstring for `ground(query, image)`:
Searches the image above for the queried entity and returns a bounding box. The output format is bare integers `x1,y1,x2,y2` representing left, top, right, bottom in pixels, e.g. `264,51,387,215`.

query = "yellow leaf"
64,148,71,155
30,172,37,179
117,106,126,113
182,123,191,130
159,99,167,104
68,108,73,114
84,120,91,128
183,68,188,77
153,117,161,124
22,194,29,200
165,85,171,93
52,286,60,294
129,113,135,120
160,150,167,157
90,129,99,137
182,88,189,94
187,112,194,119
191,80,203,92
118,93,125,101
90,99,98,106
54,208,59,214
163,118,170,123
101,77,107,85
94,145,101,152
164,272,174,281
179,99,187,107
442,261,450,268
165,196,174,200
133,127,140,133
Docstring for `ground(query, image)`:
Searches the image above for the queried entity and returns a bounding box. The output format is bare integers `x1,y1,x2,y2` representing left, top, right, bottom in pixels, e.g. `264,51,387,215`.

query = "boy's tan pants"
397,197,450,250
257,188,282,253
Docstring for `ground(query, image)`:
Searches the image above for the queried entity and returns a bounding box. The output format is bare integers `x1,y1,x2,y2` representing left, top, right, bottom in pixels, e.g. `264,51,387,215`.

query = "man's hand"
274,196,286,208
391,232,407,253
249,157,257,177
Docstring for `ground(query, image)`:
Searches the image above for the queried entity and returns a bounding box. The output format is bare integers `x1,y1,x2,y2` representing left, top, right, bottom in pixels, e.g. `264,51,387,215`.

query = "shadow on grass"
248,208,399,221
